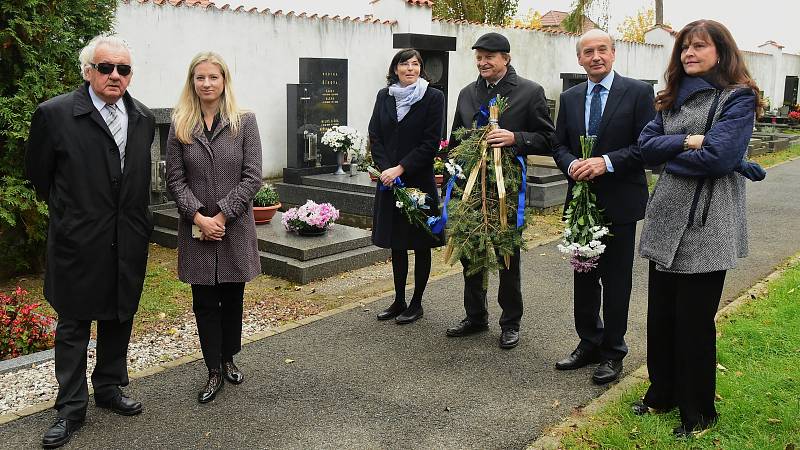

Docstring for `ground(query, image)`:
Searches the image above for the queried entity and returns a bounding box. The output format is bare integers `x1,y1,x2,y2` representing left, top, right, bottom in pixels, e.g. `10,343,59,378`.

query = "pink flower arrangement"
788,110,800,122
282,200,340,233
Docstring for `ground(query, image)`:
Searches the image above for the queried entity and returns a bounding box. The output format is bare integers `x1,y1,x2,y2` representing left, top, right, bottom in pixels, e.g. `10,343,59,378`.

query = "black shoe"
395,305,423,324
592,359,623,385
631,400,650,416
377,301,407,320
446,318,489,337
42,417,84,449
499,329,520,349
632,399,675,415
198,370,224,404
674,414,718,438
223,361,244,384
95,394,142,416
554,347,602,370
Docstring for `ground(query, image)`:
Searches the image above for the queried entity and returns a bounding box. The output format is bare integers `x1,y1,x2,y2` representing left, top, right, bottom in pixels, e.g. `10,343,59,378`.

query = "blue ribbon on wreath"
377,177,404,191
474,96,497,128
428,155,527,234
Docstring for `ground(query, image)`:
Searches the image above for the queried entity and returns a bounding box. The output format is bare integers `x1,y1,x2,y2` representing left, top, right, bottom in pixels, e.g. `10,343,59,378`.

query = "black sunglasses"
90,62,132,76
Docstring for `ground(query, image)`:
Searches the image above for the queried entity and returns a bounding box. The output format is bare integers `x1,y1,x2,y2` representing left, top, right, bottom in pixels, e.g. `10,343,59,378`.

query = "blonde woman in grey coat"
636,20,765,437
166,52,262,404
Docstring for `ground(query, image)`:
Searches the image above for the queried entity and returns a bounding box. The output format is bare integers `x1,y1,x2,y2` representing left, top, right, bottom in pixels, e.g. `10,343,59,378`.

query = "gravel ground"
0,310,282,416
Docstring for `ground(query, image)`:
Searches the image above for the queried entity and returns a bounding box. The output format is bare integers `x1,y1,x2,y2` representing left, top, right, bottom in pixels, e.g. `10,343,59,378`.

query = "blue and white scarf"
388,78,429,121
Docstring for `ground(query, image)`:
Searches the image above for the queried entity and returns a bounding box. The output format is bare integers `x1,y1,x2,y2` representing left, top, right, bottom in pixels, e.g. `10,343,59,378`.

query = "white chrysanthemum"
395,201,403,209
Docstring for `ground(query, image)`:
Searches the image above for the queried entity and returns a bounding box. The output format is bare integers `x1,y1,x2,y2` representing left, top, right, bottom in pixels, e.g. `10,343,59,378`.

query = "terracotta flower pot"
435,174,444,187
253,203,281,224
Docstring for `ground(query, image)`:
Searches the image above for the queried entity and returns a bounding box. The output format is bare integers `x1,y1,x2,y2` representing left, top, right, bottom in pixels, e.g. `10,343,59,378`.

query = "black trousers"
191,282,245,371
573,222,636,361
462,247,522,330
54,317,134,420
643,261,726,428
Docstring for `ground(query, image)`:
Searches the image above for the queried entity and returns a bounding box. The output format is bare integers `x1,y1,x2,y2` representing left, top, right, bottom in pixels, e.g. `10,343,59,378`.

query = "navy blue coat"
553,73,655,224
368,86,444,249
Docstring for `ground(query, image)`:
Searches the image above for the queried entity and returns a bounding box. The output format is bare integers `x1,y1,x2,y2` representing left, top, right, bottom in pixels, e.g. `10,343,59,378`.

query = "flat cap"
471,32,510,52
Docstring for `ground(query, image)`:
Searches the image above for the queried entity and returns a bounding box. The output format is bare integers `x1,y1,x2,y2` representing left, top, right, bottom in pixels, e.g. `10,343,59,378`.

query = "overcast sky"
221,0,798,53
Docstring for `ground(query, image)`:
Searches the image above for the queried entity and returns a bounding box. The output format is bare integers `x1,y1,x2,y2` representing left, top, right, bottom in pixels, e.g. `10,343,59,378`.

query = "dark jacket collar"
474,64,519,89
73,82,143,119
674,76,717,110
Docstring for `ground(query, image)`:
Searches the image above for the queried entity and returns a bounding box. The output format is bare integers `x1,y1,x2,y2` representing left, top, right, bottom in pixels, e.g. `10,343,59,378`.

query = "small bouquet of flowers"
282,200,340,234
321,125,366,155
367,166,436,238
557,135,610,272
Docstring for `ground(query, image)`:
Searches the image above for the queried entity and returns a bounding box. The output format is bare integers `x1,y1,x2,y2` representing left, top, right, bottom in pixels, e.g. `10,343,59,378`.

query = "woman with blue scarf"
368,49,445,324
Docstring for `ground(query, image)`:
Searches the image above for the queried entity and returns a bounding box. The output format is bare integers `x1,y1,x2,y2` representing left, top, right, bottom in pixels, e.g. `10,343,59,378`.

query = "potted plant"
281,200,340,236
433,156,445,187
253,183,281,224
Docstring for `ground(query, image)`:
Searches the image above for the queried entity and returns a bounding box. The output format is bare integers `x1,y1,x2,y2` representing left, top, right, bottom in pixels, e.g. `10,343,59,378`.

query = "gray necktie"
105,103,125,171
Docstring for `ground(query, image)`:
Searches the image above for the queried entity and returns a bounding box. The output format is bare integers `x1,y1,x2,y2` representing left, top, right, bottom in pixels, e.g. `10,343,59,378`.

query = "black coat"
368,86,445,249
552,72,655,224
449,65,556,156
25,83,155,321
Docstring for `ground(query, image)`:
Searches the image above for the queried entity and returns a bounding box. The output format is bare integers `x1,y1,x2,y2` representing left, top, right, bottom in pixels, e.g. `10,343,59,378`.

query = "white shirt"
88,85,128,170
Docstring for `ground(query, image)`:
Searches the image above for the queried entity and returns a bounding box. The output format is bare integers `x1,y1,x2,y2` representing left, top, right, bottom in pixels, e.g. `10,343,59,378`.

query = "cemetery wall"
114,1,800,178
743,51,777,103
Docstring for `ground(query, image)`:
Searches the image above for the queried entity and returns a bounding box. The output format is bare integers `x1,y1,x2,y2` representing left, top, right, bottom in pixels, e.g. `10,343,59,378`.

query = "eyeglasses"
90,62,132,76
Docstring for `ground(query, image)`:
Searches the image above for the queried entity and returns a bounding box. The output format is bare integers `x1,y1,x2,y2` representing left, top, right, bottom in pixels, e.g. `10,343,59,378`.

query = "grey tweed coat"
638,77,756,273
166,112,263,285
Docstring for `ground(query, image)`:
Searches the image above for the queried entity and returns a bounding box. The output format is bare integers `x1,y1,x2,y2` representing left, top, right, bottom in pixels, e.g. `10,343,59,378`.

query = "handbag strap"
704,90,721,134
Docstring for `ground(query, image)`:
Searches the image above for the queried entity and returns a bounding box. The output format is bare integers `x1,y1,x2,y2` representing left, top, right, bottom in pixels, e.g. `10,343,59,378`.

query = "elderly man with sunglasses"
25,35,155,449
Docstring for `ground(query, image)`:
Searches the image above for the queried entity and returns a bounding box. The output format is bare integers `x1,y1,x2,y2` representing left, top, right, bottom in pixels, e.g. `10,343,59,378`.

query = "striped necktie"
105,103,126,171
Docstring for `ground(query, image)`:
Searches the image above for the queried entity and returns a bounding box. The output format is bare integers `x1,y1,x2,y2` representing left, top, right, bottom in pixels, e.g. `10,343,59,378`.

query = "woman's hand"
194,212,225,241
380,165,405,187
687,134,705,150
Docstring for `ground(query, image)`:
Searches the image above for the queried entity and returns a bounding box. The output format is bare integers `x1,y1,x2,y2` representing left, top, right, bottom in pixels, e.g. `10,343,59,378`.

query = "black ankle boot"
198,369,223,404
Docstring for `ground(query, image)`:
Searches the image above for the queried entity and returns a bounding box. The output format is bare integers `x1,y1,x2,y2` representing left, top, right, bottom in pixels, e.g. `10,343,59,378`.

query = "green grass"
752,142,800,168
560,258,800,449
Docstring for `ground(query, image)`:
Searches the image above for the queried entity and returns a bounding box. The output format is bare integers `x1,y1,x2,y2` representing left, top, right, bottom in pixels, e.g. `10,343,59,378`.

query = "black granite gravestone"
285,58,348,183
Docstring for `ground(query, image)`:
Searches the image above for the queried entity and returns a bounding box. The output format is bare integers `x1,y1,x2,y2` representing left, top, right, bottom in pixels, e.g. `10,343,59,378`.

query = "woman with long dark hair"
636,20,765,437
369,49,444,324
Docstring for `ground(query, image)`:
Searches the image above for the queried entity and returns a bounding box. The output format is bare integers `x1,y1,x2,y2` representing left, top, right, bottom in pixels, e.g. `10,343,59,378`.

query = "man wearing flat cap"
445,32,556,349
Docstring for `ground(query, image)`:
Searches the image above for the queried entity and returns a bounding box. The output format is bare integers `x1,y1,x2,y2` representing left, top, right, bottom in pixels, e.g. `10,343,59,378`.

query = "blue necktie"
588,84,603,137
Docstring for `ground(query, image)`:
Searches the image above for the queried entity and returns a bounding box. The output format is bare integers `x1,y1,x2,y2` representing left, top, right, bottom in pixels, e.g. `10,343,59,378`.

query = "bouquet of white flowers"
367,166,436,238
556,135,610,272
320,126,365,156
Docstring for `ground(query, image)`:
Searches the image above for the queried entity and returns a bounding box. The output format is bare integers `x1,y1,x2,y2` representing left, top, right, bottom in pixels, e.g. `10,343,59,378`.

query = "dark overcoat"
165,112,262,285
25,83,155,322
552,72,655,224
368,86,445,249
450,65,556,156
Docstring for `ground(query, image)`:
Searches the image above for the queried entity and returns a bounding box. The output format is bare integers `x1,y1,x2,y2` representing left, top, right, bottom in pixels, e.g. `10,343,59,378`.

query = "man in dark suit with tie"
26,35,155,448
445,33,555,349
552,29,655,384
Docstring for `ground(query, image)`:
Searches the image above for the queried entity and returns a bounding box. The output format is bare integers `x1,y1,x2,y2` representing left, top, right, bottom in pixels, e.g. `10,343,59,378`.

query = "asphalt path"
1,159,798,449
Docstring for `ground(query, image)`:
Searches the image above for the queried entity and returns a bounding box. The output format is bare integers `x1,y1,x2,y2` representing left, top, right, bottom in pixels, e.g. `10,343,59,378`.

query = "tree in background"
512,8,542,28
562,0,608,33
0,0,116,277
432,0,519,25
617,7,669,43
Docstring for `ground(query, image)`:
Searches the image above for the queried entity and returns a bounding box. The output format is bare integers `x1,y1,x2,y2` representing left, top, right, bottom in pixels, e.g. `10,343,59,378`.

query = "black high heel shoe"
198,369,223,404
395,304,423,324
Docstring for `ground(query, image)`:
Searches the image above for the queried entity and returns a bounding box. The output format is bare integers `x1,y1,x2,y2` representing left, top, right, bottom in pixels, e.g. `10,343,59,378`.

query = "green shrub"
0,0,116,277
253,183,280,207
